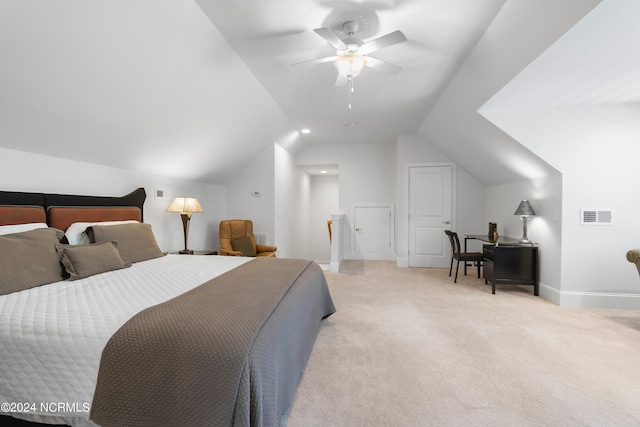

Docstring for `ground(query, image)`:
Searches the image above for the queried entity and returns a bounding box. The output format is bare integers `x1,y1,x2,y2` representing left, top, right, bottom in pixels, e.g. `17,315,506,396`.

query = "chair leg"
477,261,481,278
454,260,460,283
449,258,453,277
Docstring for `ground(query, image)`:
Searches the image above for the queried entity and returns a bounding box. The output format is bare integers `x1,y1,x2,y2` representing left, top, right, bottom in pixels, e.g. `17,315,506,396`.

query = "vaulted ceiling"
194,0,504,149
0,0,610,186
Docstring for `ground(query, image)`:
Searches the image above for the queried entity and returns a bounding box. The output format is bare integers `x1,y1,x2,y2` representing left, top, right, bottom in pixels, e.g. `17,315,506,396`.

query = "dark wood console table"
464,234,522,248
465,234,538,296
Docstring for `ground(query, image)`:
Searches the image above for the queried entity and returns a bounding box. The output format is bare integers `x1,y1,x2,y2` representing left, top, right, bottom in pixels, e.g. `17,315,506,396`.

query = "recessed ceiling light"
301,128,311,134
320,170,328,174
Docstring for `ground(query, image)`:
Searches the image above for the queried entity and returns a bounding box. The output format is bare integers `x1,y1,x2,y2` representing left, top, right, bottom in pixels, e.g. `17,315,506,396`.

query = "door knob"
355,228,363,231
443,221,451,224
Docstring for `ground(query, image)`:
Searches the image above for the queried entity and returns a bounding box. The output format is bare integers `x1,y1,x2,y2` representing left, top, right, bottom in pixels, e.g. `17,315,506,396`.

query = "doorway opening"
305,164,339,266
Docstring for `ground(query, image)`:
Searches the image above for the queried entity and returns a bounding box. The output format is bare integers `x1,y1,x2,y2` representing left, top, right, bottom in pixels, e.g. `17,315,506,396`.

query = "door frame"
404,162,456,267
349,202,395,260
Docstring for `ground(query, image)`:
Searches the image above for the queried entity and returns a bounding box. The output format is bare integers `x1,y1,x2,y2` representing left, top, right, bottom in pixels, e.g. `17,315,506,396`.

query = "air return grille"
580,209,613,225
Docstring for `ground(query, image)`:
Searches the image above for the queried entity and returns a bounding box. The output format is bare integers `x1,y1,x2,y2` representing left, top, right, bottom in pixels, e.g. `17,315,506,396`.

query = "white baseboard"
345,251,396,261
540,282,640,309
538,283,560,305
329,259,342,273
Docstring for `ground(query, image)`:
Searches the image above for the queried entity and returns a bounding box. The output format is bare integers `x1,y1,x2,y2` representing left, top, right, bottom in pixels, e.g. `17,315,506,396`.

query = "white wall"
485,175,563,302
477,2,640,308
310,175,339,263
296,142,396,259
414,0,637,307
274,143,311,259
484,106,640,307
0,147,226,252
297,136,487,264
455,167,488,251
224,144,275,247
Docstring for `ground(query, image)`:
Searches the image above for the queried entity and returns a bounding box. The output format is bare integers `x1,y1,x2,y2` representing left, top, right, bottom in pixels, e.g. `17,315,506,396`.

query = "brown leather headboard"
0,188,146,218
48,207,142,232
0,205,47,226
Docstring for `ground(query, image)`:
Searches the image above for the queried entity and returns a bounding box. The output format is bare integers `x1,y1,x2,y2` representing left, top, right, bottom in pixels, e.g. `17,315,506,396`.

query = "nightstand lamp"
166,197,203,254
514,200,536,243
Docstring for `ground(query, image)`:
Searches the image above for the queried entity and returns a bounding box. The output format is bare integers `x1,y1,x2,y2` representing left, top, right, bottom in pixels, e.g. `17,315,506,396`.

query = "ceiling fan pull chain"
348,77,354,110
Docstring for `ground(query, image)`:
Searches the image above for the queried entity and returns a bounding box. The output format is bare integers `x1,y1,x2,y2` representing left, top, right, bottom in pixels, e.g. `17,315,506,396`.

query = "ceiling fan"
294,21,407,98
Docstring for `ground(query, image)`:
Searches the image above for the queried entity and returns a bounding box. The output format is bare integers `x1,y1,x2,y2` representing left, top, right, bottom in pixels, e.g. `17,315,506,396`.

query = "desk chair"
444,230,483,283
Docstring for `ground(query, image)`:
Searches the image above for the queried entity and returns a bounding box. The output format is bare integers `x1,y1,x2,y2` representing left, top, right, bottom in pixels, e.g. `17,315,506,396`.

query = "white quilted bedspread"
0,254,252,426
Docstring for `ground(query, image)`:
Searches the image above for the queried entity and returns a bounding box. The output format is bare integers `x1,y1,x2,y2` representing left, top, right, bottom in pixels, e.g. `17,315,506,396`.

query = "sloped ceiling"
0,0,506,185
0,1,615,187
479,0,640,173
417,0,601,186
0,0,294,184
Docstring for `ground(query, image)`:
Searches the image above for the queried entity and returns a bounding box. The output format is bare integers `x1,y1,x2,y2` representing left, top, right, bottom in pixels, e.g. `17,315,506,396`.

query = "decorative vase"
488,222,497,240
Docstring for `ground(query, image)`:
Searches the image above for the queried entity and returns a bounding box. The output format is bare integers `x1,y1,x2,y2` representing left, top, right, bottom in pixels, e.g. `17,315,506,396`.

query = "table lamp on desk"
514,200,535,243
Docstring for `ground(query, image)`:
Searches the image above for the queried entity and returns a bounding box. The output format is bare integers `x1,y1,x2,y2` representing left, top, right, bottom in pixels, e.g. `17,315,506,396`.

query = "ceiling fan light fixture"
334,54,367,78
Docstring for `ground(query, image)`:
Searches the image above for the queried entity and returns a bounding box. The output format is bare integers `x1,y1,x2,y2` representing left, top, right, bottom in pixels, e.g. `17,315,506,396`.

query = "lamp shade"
165,197,203,214
514,200,536,216
334,54,367,78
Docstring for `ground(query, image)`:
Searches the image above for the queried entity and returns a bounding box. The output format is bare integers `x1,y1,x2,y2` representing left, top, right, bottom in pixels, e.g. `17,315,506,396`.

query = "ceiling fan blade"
335,73,348,87
313,27,347,50
243,28,307,42
292,56,337,67
360,30,407,54
365,56,402,75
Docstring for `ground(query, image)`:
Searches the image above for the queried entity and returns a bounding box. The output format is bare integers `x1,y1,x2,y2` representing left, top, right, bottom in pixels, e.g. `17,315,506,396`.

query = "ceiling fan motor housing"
339,21,364,54
342,20,359,36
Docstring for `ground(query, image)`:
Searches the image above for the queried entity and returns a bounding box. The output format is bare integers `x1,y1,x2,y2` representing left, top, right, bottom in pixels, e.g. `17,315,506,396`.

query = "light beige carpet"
287,261,640,426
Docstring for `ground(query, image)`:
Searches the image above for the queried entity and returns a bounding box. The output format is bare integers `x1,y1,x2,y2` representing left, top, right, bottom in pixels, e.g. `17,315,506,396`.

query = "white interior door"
352,204,394,260
408,165,453,267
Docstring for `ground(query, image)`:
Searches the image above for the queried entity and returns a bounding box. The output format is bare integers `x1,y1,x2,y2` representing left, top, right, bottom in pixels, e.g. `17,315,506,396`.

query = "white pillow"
0,223,48,236
65,220,139,245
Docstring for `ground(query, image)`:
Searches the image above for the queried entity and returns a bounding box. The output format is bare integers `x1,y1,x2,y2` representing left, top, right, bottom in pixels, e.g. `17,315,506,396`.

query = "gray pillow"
0,228,65,295
88,222,165,263
57,241,130,280
231,236,256,257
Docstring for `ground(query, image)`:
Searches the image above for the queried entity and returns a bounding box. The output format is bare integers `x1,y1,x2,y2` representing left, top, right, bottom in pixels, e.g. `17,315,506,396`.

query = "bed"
0,188,335,427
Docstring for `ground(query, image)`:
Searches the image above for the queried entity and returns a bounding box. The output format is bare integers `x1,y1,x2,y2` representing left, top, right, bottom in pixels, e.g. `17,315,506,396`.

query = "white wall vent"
580,209,613,225
254,232,267,245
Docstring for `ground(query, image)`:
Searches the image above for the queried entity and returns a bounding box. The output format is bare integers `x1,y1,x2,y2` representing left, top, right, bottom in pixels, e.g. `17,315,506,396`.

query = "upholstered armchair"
219,219,277,257
627,249,640,275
